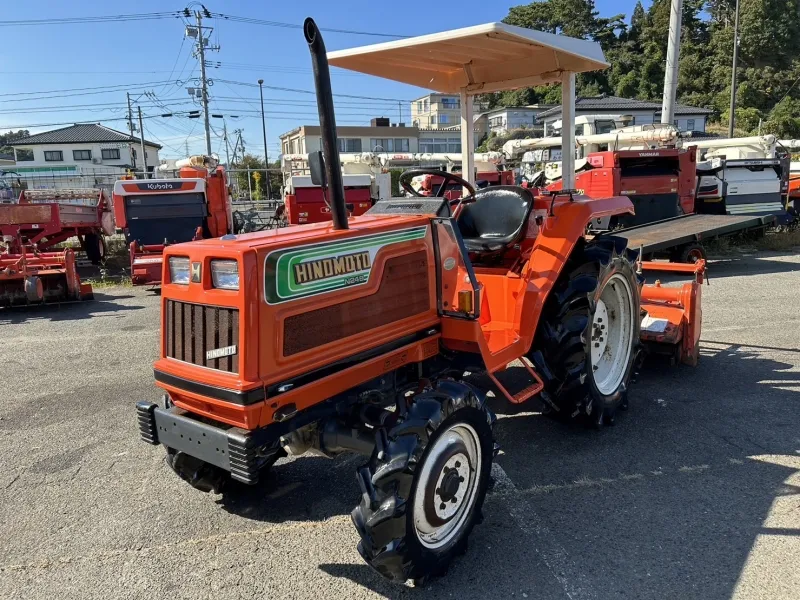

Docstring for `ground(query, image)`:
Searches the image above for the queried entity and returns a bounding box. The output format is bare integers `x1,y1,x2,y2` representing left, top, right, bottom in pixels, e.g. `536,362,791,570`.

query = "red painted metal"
0,188,112,253
285,187,372,225
548,147,697,217
0,244,92,306
639,259,706,366
113,166,233,286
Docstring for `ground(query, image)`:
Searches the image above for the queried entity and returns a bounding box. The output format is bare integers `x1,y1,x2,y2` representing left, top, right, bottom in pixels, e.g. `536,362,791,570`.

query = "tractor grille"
165,300,240,373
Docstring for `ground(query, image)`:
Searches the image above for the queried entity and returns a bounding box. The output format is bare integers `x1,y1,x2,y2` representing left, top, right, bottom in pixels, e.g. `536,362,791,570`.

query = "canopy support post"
560,71,576,191
460,88,475,189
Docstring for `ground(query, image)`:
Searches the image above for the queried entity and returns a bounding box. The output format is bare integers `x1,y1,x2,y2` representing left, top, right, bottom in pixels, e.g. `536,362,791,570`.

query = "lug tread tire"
352,380,495,583
529,237,641,426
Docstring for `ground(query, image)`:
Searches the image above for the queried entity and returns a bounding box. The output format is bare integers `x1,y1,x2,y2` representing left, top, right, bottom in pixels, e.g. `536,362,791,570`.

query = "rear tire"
529,237,640,427
352,380,495,583
83,233,105,265
672,242,706,264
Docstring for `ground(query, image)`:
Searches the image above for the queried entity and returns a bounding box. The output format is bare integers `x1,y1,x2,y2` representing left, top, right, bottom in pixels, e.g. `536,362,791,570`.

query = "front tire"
530,237,640,427
352,380,495,583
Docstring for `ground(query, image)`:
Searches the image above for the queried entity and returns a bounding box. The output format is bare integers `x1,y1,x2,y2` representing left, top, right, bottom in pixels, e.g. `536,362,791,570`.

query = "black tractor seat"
457,185,534,254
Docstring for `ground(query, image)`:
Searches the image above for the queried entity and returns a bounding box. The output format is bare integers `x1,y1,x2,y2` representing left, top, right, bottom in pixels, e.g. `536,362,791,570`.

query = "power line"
0,11,180,27
216,78,411,103
0,79,184,100
152,35,189,95
211,12,409,39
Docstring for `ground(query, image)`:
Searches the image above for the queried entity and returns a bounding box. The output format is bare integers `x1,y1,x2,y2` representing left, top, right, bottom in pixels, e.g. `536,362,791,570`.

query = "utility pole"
728,0,741,137
189,10,219,157
126,92,136,169
126,92,135,138
660,0,683,125
137,106,147,178
398,101,402,124
258,79,272,199
185,139,190,159
223,120,231,167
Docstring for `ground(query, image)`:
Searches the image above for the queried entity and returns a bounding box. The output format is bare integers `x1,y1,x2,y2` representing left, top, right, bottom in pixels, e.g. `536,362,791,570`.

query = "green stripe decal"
263,226,428,304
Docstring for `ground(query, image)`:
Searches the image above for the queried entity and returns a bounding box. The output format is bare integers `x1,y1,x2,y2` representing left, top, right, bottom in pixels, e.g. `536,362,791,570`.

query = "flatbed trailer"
0,189,113,263
612,213,774,262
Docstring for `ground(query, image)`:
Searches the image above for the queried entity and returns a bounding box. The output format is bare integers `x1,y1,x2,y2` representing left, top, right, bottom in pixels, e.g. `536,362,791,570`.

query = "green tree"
0,130,30,155
762,97,800,138
233,153,281,201
484,0,800,135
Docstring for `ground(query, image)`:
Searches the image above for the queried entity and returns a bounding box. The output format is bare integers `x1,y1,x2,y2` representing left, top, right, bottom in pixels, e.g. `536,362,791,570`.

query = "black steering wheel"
399,169,476,199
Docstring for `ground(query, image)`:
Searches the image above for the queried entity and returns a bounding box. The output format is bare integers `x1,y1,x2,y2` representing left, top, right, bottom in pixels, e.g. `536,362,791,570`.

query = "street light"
258,79,272,199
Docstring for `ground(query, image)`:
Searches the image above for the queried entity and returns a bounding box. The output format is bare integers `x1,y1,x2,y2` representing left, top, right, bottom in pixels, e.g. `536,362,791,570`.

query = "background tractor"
136,19,706,583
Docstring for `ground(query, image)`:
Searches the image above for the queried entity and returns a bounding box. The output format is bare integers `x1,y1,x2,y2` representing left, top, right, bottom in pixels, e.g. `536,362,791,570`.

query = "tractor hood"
168,214,427,254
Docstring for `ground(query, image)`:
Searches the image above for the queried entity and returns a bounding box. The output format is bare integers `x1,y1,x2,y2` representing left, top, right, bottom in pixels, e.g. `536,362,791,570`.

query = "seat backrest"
457,185,534,242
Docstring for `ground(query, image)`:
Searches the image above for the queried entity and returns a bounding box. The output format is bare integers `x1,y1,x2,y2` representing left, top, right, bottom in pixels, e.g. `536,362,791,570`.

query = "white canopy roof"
327,22,608,95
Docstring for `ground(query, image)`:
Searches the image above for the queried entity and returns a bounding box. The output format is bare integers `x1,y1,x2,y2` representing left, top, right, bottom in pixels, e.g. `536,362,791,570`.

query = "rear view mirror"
309,151,327,187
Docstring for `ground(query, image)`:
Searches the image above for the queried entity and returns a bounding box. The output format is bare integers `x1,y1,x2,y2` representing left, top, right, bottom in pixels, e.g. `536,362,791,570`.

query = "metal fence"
2,166,286,207
2,167,131,200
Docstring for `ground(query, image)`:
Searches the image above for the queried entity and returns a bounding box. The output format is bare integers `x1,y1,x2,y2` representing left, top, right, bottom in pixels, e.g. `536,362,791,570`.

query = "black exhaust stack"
304,18,348,230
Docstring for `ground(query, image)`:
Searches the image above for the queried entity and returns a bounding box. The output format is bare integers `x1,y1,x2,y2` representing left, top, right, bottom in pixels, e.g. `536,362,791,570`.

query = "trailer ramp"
612,213,774,256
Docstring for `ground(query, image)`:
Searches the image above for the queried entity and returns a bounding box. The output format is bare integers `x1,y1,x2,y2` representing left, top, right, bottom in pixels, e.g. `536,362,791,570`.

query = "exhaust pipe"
304,17,348,230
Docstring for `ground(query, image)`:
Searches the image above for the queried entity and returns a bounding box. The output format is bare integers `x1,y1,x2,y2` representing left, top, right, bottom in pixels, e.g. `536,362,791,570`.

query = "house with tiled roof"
537,95,713,134
7,123,161,174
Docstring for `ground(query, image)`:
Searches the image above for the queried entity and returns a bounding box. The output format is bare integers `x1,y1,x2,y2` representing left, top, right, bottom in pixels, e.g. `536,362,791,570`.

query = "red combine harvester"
548,148,697,229
112,157,233,285
284,173,374,225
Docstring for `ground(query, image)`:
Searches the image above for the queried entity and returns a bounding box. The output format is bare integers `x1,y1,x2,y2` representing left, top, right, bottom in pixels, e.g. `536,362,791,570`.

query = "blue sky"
1,0,643,160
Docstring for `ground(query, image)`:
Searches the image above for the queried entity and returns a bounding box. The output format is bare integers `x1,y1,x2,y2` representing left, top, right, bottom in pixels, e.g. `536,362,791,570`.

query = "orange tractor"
112,156,232,285
136,20,706,582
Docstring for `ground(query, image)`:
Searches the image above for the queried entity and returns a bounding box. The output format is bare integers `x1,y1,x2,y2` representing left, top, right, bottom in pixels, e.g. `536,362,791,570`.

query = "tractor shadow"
315,345,799,598
217,453,364,524
0,292,143,324
703,251,799,280
485,344,799,600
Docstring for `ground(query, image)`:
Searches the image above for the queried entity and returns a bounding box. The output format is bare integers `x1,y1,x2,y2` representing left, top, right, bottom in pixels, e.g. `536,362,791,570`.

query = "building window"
44,150,63,162
687,119,695,130
441,97,459,109
447,138,461,153
439,114,449,125
417,101,423,113
15,149,34,161
102,148,120,160
430,115,437,126
132,148,137,159
370,138,410,152
337,138,362,152
420,138,452,153
73,149,92,161
423,99,429,111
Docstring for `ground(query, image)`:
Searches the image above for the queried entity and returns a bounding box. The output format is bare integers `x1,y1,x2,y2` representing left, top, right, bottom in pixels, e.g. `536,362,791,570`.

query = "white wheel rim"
590,273,635,396
413,422,482,550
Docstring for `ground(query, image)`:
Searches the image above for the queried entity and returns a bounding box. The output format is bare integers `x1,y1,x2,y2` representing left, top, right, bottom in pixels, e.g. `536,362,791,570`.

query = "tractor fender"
515,194,634,354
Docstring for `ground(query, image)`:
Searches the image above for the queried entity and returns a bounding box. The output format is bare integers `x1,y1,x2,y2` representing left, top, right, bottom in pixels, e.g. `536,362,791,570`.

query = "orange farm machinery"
135,20,709,583
0,242,93,306
112,158,233,285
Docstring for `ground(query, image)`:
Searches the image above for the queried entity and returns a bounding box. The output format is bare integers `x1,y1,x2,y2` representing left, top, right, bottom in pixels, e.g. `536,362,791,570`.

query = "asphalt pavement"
1,250,798,600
